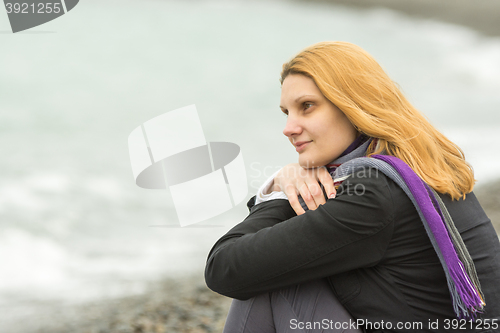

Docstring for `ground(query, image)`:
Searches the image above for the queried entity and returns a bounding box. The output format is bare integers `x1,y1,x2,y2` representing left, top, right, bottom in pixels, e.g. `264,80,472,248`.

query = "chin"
298,157,323,169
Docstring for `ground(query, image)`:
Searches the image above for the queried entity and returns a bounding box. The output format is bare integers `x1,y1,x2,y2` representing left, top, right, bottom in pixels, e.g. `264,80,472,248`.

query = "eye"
304,102,313,110
281,109,288,116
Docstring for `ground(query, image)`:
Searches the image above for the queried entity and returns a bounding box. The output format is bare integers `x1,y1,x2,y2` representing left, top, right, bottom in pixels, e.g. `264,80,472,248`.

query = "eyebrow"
280,94,317,109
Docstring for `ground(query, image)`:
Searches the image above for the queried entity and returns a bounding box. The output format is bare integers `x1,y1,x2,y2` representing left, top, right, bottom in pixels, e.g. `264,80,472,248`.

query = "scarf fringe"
448,261,485,319
420,185,485,318
431,189,486,294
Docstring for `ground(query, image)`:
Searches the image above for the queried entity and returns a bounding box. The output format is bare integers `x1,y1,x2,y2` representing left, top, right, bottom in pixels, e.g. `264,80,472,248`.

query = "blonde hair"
281,41,474,200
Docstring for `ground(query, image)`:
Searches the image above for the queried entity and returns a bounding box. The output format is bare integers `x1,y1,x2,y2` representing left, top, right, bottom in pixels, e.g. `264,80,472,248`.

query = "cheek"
340,116,357,136
333,117,356,141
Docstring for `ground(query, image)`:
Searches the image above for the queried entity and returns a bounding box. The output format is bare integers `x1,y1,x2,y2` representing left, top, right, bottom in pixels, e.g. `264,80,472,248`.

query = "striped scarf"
299,136,485,319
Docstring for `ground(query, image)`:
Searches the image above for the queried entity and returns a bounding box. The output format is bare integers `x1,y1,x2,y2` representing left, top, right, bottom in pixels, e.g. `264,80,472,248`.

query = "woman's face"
280,74,358,168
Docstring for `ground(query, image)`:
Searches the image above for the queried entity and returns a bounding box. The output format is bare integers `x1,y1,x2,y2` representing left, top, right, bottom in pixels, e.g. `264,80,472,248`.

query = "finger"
284,184,306,215
305,179,326,206
298,182,318,211
317,167,336,199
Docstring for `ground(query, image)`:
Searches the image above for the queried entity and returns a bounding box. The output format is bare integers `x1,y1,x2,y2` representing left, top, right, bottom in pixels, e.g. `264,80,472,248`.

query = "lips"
294,141,312,152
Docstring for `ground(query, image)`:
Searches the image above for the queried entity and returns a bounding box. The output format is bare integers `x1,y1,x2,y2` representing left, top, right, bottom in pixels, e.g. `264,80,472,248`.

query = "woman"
205,42,500,332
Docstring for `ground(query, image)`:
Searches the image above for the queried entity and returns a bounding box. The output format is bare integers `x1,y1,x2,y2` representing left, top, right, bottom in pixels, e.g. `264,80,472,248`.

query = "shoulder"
335,166,394,202
439,191,491,232
314,167,396,234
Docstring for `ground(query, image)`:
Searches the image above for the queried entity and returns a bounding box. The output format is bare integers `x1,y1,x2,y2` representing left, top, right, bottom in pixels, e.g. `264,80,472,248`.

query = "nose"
282,114,302,138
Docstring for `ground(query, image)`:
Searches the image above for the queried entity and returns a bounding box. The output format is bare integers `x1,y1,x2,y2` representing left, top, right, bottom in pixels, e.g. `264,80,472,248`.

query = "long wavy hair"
281,41,474,200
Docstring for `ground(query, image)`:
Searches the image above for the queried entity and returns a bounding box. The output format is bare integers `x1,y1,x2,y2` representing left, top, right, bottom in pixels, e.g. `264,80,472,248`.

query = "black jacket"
205,169,500,332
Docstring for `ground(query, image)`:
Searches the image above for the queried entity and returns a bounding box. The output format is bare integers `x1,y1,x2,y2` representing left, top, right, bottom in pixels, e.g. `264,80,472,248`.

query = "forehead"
280,74,322,106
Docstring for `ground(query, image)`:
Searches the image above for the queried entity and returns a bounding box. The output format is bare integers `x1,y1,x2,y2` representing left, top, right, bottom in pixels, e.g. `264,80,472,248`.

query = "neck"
338,134,369,158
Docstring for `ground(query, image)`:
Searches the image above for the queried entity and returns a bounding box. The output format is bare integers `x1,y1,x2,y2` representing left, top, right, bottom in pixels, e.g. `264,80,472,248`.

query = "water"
1,0,500,328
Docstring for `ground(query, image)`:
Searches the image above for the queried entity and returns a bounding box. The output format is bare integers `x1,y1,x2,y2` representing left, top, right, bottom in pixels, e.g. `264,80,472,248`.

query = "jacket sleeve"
204,170,395,300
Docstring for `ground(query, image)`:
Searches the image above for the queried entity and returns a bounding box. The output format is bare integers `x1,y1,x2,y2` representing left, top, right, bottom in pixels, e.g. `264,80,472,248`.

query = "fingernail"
329,193,336,199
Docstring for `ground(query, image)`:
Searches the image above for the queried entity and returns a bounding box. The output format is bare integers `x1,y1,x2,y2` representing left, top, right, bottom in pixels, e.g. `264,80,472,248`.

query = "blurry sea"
1,0,500,329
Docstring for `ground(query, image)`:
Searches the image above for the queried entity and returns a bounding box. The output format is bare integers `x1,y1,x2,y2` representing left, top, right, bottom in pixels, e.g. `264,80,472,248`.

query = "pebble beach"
18,275,232,333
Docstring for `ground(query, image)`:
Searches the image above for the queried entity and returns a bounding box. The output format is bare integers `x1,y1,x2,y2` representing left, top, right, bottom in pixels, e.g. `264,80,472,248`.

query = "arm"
255,168,289,204
205,171,395,300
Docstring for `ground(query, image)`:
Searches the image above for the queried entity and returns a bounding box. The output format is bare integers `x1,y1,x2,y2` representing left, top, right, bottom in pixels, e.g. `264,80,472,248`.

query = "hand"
271,163,336,215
